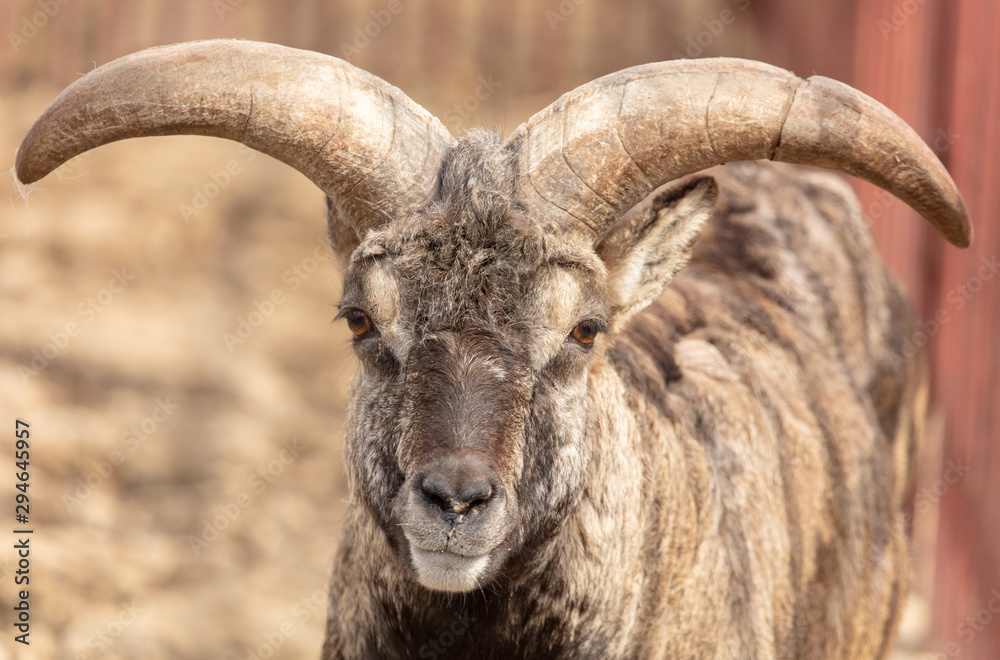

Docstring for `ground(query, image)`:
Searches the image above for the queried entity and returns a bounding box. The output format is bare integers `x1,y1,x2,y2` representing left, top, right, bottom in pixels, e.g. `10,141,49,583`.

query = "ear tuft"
597,176,718,327
327,196,362,271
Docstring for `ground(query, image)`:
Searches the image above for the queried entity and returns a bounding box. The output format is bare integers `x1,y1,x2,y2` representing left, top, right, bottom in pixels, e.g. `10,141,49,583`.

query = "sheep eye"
569,320,600,347
346,310,374,337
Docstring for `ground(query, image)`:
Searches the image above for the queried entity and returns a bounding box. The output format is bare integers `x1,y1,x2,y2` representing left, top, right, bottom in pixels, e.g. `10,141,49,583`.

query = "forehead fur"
350,131,605,331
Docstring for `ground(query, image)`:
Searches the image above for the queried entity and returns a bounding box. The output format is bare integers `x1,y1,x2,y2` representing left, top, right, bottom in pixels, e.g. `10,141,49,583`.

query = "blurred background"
0,0,996,658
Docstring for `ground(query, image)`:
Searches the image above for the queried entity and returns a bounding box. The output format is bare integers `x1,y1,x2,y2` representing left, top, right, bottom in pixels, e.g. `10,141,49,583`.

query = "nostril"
457,481,493,512
420,476,455,513
418,464,499,516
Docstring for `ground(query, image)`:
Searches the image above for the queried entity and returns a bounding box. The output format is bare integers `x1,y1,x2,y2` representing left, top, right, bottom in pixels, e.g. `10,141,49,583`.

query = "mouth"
408,545,492,592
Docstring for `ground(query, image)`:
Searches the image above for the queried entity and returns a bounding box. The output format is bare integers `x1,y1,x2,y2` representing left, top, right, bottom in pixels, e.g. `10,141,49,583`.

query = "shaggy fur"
322,132,922,659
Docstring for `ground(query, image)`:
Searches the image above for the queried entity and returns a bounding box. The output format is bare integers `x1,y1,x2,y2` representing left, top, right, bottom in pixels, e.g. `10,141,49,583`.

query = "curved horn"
507,58,971,248
15,39,455,235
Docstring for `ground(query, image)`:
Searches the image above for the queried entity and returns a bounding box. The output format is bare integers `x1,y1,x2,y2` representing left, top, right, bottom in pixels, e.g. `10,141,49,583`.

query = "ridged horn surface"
16,39,455,235
508,58,971,247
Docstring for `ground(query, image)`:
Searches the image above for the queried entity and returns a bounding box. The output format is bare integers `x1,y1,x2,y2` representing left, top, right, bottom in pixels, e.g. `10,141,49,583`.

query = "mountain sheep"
16,40,971,659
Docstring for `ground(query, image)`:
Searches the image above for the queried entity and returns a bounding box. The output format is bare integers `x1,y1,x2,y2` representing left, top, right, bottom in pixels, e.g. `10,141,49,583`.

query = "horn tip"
951,214,973,249
944,193,973,248
13,146,41,185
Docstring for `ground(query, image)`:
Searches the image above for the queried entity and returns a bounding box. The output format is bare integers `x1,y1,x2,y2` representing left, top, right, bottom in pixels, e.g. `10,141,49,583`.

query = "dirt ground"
2,84,355,659
0,85,941,659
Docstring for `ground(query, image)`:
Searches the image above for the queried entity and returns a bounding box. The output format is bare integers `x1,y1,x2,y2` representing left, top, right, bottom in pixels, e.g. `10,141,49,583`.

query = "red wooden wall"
759,2,1000,658
932,4,1000,658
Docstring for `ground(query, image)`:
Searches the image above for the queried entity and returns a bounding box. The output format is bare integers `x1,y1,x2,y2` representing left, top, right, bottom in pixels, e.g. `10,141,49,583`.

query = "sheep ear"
597,176,718,327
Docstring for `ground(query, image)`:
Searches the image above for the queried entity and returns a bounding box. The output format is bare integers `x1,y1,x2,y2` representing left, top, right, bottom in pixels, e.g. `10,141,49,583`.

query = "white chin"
410,546,490,592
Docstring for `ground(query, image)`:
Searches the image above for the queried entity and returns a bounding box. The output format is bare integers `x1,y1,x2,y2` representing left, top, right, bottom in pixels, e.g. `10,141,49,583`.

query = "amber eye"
346,310,374,337
569,320,600,347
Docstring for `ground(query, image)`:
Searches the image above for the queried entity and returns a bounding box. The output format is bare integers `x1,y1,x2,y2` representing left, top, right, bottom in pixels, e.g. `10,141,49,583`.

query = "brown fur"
321,133,923,659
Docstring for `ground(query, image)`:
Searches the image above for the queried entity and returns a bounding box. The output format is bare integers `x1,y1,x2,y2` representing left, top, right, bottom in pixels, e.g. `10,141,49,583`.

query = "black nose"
417,457,501,517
